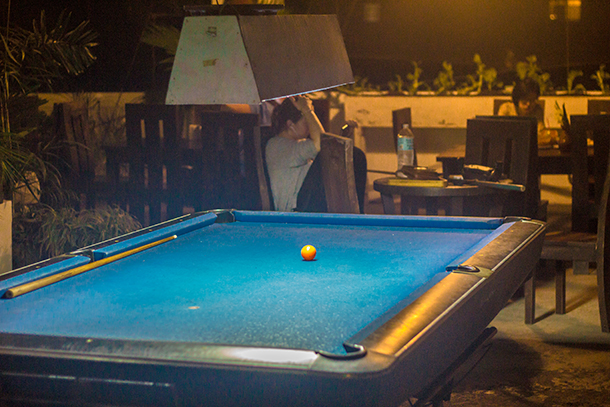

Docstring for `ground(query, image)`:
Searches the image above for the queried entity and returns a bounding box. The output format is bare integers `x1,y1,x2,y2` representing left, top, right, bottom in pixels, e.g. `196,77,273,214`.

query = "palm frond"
1,10,98,94
140,23,180,57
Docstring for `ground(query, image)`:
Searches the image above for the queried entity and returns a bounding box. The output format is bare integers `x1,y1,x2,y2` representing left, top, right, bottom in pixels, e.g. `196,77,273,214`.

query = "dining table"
437,143,590,177
373,177,508,216
537,144,593,175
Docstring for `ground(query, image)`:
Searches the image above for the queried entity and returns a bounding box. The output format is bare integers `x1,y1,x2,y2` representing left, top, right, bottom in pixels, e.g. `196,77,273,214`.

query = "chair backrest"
588,100,610,115
53,102,95,182
466,116,540,218
595,141,610,331
124,106,265,223
124,103,180,224
493,99,511,115
319,132,360,214
570,114,610,233
254,126,274,211
53,102,99,209
196,111,261,210
493,99,545,116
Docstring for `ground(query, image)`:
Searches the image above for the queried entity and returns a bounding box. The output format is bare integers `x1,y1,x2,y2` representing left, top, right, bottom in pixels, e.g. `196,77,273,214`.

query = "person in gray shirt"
266,96,368,213
265,96,324,212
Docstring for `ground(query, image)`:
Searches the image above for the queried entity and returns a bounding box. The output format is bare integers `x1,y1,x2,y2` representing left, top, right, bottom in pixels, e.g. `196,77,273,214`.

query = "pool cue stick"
3,235,177,299
473,180,526,192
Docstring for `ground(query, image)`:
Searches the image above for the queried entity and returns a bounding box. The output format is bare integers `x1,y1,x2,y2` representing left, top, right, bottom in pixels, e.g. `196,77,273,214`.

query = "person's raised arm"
292,97,324,152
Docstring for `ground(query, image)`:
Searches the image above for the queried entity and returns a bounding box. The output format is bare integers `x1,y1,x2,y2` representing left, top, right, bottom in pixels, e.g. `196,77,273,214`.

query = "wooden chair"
254,130,359,214
493,99,511,115
53,102,99,209
527,114,610,332
118,106,265,225
319,133,360,214
571,115,610,233
122,104,181,226
392,107,417,166
588,99,610,115
465,116,542,219
190,111,262,212
493,99,545,116
253,126,274,211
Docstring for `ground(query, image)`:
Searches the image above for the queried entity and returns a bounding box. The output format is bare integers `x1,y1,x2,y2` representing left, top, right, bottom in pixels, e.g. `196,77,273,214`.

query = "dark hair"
271,98,302,135
512,78,540,105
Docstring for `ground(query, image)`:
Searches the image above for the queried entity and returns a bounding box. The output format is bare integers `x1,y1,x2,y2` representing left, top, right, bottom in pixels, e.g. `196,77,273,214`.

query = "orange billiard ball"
301,245,317,261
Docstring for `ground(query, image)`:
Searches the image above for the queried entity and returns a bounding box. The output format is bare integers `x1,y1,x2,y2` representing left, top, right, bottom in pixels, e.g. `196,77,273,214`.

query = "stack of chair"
52,102,102,209
114,105,265,226
121,104,181,225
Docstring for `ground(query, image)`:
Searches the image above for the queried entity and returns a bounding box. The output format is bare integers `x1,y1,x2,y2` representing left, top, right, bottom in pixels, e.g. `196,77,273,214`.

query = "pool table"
0,210,545,406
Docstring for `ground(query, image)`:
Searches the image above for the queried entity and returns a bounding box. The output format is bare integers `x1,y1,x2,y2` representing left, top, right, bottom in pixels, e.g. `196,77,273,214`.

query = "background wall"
340,0,610,88
0,201,12,274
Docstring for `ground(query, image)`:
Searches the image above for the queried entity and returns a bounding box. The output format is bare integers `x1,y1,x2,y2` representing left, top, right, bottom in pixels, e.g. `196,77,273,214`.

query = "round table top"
373,177,499,198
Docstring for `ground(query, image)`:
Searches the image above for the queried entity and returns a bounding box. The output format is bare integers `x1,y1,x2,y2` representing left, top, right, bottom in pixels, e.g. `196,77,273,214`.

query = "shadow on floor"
451,339,543,399
448,338,610,406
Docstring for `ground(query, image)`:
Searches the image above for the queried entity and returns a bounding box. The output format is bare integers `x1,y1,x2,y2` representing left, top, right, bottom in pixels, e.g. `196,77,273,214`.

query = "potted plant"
590,64,610,95
433,61,456,95
1,8,114,272
514,55,553,94
457,54,501,95
567,69,587,95
12,203,141,268
406,61,430,95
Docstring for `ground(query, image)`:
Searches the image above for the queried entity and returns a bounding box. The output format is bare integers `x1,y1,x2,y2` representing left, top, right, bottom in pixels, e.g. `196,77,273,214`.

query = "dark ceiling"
4,0,610,91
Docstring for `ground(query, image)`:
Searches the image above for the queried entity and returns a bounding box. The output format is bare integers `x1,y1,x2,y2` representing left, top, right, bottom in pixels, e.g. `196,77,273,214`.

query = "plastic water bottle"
397,124,415,169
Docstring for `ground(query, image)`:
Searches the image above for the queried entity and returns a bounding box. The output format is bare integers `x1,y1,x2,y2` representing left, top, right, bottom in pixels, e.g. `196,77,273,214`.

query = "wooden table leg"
425,197,440,215
448,197,464,216
400,196,421,215
380,193,396,214
555,260,567,315
524,266,536,324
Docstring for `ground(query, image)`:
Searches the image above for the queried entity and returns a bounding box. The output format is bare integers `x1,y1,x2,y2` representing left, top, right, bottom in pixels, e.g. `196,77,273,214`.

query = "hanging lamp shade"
166,13,354,105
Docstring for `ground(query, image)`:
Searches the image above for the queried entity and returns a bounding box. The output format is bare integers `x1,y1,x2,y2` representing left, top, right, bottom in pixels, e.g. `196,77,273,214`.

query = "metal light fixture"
549,0,581,21
166,6,354,105
549,0,582,84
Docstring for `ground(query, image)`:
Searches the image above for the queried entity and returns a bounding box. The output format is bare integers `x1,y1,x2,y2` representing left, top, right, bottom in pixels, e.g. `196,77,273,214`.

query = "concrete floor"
447,271,610,407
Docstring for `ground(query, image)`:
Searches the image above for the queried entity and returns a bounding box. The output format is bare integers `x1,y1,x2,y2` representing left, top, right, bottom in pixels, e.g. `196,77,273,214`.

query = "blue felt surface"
0,220,494,354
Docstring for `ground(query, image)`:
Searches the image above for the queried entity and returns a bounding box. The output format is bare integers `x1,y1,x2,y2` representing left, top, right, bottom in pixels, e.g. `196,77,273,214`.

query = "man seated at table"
497,78,545,138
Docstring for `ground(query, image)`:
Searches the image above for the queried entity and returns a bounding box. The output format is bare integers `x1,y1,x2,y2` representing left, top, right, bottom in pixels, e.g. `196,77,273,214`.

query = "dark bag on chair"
296,156,327,213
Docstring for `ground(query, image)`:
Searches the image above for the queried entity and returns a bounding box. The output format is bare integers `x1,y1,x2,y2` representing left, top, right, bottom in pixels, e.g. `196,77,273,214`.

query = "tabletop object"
0,210,545,407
